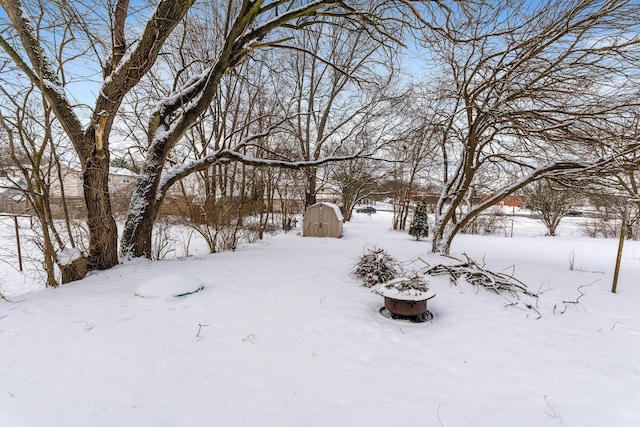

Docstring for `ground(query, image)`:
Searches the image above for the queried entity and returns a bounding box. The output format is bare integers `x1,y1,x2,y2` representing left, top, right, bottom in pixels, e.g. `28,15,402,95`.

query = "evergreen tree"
409,201,429,241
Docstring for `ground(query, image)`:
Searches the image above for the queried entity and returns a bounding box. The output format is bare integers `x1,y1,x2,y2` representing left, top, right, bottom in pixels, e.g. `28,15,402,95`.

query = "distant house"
108,167,138,194
479,194,524,208
316,187,342,205
0,176,28,213
106,167,138,214
44,165,138,198
410,192,524,209
0,163,139,215
498,195,524,208
48,165,84,199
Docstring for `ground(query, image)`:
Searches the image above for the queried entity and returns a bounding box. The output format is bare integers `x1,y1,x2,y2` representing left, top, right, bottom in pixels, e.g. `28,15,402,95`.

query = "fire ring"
379,306,433,323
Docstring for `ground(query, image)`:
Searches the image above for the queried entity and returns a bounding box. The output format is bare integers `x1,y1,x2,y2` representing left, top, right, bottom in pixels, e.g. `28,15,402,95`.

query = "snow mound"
57,247,82,266
134,273,204,298
372,279,436,301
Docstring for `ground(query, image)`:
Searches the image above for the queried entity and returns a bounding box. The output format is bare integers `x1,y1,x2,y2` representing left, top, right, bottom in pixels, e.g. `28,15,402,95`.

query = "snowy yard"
1,211,639,426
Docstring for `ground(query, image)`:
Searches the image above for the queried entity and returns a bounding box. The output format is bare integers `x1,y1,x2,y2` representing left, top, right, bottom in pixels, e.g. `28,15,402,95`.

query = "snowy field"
1,210,639,426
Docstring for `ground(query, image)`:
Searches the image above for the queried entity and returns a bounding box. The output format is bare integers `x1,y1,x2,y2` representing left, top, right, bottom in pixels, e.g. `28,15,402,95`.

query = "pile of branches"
353,247,400,288
421,253,540,317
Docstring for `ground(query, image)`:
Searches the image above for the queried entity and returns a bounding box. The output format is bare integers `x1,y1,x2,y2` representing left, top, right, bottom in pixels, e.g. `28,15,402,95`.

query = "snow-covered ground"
1,211,639,426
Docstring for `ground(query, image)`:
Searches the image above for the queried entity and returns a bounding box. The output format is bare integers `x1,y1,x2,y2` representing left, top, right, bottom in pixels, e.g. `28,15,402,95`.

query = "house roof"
109,167,138,177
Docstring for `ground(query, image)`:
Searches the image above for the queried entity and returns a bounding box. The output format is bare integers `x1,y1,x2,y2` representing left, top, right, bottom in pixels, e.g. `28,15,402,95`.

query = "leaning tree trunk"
431,217,448,254
120,149,166,259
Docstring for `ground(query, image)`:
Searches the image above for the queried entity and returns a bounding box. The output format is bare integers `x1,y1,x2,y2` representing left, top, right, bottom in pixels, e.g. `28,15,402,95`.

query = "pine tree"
409,201,429,241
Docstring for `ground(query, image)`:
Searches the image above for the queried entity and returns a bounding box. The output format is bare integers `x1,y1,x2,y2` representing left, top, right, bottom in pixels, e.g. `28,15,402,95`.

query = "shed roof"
308,201,343,221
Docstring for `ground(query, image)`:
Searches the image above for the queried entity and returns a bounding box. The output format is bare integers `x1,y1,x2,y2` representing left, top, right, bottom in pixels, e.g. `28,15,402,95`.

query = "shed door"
318,206,332,237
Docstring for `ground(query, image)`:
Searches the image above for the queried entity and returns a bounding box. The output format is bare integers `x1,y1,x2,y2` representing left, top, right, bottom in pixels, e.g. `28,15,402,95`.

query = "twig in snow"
568,248,576,271
554,281,597,314
611,321,627,331
437,402,446,427
0,290,23,303
196,323,210,338
561,281,595,305
242,333,259,344
543,395,563,424
523,303,542,320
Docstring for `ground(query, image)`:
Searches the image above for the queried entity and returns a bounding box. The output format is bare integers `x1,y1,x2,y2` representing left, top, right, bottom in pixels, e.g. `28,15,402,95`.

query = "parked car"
566,210,583,217
356,206,377,214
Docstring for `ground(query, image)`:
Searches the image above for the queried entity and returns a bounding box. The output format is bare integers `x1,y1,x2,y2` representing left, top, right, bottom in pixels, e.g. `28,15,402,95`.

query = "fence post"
13,215,23,272
611,201,631,293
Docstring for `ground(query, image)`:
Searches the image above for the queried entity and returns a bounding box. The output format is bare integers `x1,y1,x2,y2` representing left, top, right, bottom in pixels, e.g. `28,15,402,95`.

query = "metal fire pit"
379,294,435,323
385,297,427,316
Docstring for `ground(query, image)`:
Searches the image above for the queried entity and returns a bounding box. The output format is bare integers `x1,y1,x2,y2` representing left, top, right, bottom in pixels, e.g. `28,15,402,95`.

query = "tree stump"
58,253,88,284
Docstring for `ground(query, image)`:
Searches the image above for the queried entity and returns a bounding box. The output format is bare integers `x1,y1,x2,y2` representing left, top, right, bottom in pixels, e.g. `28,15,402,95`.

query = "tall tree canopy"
0,0,427,267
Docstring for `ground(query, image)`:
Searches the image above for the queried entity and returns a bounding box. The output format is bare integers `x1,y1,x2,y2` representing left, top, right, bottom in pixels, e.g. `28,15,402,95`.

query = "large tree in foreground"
0,0,195,272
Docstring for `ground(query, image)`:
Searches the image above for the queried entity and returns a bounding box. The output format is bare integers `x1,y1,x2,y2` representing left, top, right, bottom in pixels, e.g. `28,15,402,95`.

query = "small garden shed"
303,202,343,238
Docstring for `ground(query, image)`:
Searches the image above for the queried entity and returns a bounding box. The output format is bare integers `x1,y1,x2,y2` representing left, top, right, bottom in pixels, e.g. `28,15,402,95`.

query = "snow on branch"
466,142,640,224
157,145,371,202
149,68,211,134
239,1,331,49
0,33,40,86
108,0,194,83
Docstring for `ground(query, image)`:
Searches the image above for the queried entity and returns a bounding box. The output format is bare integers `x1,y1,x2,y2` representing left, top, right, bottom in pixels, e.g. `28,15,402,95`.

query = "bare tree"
577,109,640,237
272,17,398,209
386,91,444,231
0,81,83,285
119,1,412,259
330,158,380,221
524,179,580,236
412,0,640,254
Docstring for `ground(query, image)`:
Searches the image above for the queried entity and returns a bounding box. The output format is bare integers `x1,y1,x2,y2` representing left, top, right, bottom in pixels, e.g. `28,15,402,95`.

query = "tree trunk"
120,149,165,259
82,155,119,269
431,229,453,255
305,170,317,207
120,189,157,259
431,218,445,253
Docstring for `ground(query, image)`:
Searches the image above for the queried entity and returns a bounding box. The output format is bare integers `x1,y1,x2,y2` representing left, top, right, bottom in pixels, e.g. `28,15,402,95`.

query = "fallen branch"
420,253,540,316
423,253,538,298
